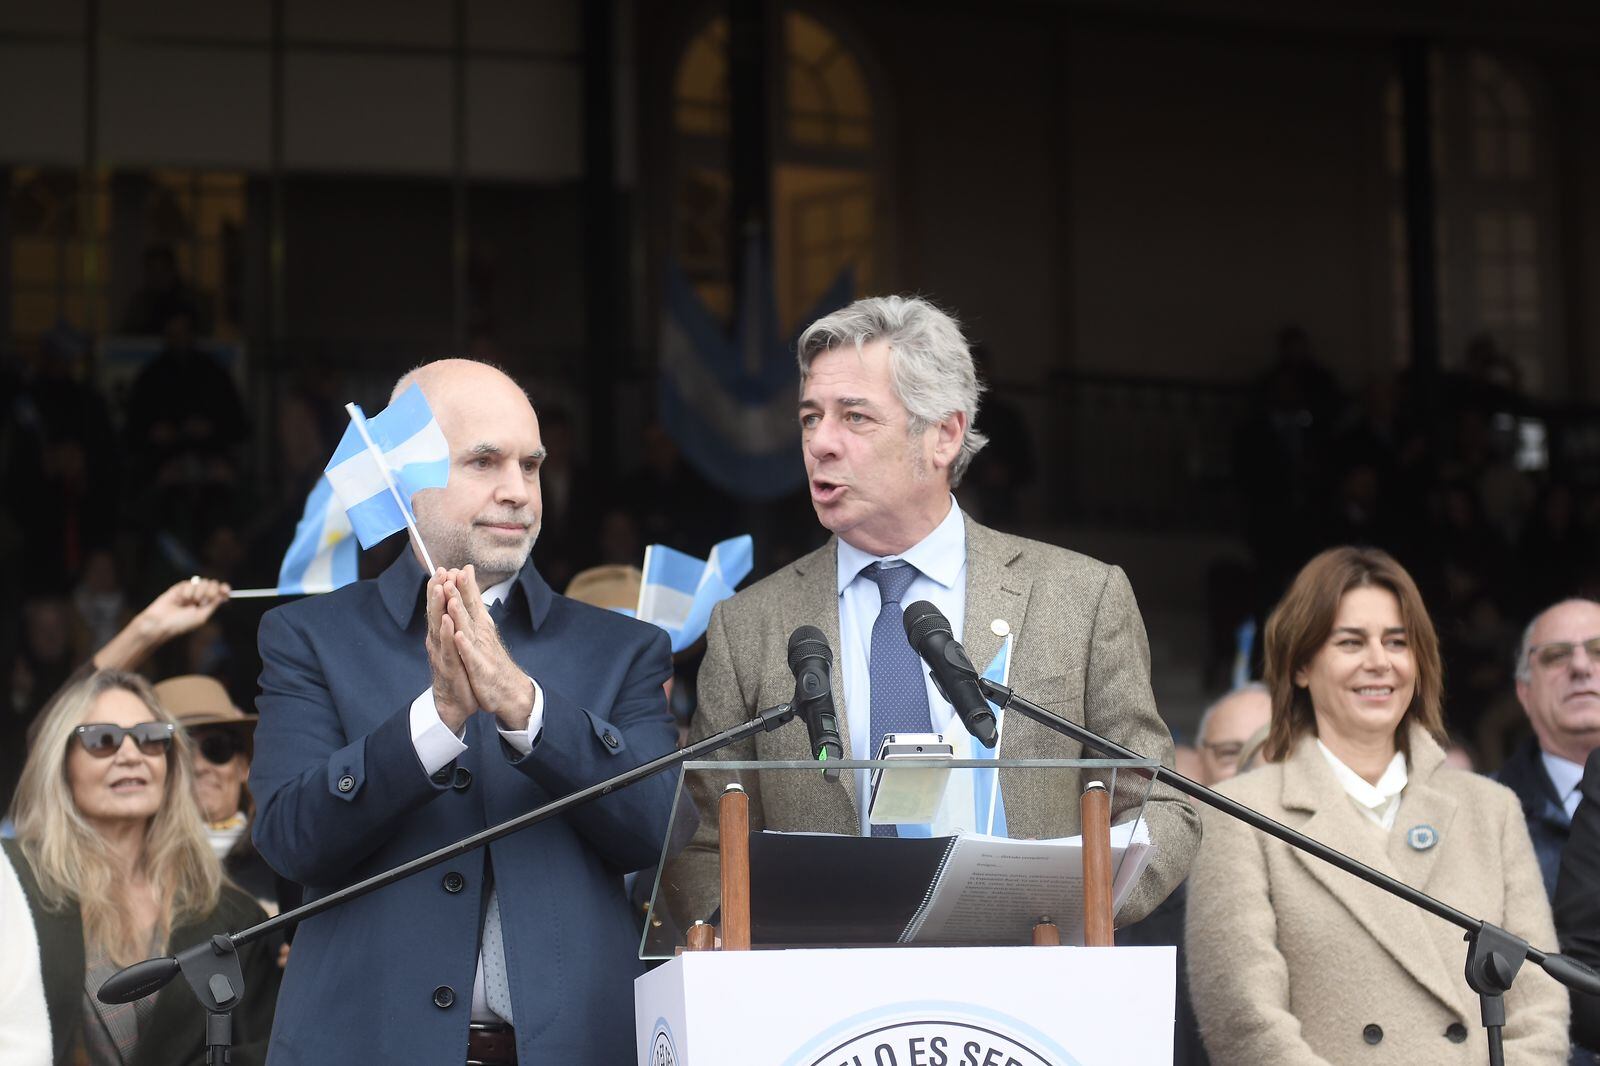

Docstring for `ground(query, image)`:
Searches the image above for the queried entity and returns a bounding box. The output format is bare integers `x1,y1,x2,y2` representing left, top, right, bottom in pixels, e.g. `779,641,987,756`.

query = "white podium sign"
635,946,1174,1066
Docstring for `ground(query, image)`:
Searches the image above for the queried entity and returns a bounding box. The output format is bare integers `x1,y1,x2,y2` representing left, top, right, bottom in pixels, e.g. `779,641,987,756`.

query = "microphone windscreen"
902,600,952,649
787,625,833,670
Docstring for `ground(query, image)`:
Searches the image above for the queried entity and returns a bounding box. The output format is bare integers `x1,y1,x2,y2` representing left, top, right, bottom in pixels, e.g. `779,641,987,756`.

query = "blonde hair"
9,670,222,965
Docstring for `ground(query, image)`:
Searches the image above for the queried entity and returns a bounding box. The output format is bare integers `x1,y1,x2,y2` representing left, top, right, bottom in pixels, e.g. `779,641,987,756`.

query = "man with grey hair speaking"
664,295,1201,929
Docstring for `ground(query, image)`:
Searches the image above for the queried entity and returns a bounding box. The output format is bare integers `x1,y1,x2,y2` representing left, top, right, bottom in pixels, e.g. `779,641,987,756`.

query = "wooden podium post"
719,783,752,951
1081,781,1114,947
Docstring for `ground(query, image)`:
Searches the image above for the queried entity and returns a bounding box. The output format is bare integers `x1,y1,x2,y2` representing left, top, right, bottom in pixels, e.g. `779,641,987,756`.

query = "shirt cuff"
410,687,469,776
496,678,544,755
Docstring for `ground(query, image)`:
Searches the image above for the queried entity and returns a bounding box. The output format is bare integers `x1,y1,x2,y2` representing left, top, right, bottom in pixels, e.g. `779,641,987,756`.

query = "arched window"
671,7,879,332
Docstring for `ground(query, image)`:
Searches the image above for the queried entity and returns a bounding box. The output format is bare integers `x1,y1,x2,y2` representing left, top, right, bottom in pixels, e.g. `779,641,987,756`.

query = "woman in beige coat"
1187,546,1569,1064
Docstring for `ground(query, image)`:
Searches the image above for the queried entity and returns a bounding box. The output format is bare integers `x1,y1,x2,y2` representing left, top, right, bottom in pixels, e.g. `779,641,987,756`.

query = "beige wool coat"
1187,724,1570,1065
660,513,1201,930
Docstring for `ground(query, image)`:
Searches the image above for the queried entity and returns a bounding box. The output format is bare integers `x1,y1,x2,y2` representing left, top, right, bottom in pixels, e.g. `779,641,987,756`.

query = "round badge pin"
1407,824,1437,851
991,618,1010,637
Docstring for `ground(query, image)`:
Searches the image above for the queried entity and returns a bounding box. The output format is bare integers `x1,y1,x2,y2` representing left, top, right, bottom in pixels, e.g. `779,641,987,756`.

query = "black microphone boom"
901,601,998,749
788,625,844,776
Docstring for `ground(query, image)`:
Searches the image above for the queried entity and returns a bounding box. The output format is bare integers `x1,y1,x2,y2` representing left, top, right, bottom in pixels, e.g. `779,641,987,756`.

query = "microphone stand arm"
977,676,1600,1066
99,700,799,1062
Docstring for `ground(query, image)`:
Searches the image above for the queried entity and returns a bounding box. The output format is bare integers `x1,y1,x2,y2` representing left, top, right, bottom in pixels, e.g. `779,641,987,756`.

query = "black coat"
2,838,280,1066
1556,748,1600,1054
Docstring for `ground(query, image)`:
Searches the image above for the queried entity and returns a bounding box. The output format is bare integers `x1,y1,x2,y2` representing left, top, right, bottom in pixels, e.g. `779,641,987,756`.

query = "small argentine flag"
324,384,451,549
635,535,754,653
974,636,1014,837
277,478,359,595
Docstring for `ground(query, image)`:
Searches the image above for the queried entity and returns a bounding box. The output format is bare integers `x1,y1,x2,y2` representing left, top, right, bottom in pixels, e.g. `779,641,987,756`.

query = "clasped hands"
426,565,533,734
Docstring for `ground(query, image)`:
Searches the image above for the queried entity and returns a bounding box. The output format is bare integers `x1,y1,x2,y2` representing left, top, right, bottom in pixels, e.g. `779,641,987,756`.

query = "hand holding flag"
229,384,450,598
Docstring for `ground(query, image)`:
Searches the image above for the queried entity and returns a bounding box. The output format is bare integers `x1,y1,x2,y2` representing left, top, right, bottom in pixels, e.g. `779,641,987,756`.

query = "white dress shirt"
405,574,543,1023
1318,740,1408,830
836,499,973,836
1541,750,1585,820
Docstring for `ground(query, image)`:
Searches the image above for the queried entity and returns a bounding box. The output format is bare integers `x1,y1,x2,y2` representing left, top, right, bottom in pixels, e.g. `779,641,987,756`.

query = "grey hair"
1196,681,1270,744
797,295,989,487
1515,598,1600,681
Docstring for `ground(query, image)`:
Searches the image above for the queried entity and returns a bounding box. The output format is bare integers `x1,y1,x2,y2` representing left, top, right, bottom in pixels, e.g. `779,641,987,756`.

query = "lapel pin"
991,618,1010,637
1406,824,1437,851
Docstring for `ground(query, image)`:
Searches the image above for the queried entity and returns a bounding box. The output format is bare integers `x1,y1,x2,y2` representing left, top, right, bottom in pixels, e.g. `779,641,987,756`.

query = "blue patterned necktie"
864,561,934,837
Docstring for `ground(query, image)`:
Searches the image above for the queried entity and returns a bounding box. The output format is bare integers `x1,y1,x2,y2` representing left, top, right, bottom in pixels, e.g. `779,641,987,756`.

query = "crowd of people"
0,290,1597,1065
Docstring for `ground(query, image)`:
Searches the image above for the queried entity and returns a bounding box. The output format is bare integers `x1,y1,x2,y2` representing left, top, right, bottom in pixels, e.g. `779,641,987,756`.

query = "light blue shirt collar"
1542,750,1585,819
836,497,965,596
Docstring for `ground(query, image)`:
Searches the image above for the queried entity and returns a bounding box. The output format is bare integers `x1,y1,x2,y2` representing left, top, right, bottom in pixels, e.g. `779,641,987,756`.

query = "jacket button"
430,768,450,785
337,774,355,793
1363,1023,1383,1045
603,731,620,749
432,985,455,1009
442,872,465,894
452,767,474,791
1445,1022,1468,1043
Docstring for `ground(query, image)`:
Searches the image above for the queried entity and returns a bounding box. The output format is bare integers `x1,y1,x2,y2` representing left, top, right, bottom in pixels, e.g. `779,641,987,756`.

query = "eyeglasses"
1529,636,1600,671
1200,741,1246,766
190,727,247,766
73,722,176,758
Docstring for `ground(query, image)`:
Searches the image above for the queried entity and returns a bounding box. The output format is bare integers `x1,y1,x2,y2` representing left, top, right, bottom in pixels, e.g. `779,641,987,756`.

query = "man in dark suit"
1496,599,1600,896
250,360,677,1066
1556,748,1600,1053
1498,597,1600,1063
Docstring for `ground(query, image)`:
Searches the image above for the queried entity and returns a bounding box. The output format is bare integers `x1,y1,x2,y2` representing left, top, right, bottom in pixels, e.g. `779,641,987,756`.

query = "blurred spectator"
961,344,1035,527
1496,599,1600,898
1194,683,1272,787
72,550,131,653
3,323,120,587
154,675,282,912
119,244,213,336
122,310,248,481
3,669,277,1063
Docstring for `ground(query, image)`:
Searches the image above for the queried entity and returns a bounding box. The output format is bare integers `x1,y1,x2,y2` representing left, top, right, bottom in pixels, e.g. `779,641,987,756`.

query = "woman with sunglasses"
1,669,278,1065
1186,547,1569,1064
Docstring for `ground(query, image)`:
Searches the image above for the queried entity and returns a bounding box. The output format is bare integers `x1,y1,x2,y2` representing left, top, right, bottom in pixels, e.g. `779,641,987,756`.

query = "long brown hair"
1262,546,1446,763
10,670,222,965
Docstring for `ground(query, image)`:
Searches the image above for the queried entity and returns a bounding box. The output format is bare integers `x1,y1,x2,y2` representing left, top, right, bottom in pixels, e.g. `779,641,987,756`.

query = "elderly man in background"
1497,598,1600,896
1193,682,1272,786
1497,598,1600,1064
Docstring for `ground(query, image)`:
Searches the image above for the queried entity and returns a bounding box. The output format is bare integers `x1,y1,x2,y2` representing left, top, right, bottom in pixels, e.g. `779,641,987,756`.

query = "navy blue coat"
250,553,677,1065
1495,738,1573,899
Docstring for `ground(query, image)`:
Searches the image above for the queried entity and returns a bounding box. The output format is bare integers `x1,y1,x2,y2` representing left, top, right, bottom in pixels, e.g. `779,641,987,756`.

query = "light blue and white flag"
634,535,754,653
324,384,451,550
276,477,359,595
974,636,1014,837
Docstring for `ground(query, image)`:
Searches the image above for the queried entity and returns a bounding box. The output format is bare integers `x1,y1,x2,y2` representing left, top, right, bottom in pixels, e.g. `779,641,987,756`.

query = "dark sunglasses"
190,727,248,766
73,721,176,758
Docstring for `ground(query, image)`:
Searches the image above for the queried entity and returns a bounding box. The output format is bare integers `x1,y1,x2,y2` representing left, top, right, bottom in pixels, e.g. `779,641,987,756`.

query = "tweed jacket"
1,837,280,1066
1187,725,1570,1065
661,513,1202,930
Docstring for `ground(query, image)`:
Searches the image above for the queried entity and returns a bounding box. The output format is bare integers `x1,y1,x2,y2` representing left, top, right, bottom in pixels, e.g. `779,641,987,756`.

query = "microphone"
902,601,999,749
787,626,843,778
